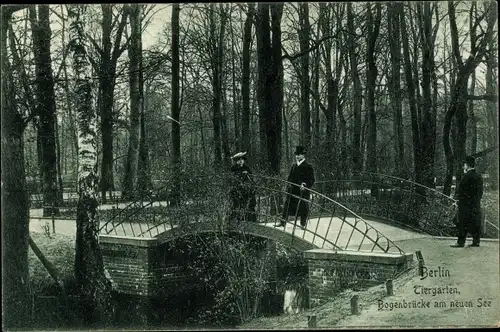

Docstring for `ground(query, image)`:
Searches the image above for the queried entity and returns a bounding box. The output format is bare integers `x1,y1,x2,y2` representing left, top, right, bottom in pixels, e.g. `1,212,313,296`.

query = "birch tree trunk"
68,4,113,323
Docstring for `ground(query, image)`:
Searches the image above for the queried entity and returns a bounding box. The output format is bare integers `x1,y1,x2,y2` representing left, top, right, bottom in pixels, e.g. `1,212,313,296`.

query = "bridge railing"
249,174,404,254
99,173,226,236
99,171,405,254
315,171,458,236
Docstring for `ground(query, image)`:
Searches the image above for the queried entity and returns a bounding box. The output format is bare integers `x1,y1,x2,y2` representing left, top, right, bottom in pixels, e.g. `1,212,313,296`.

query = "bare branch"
111,4,129,61
466,94,498,102
447,1,464,68
86,32,103,57
282,32,344,61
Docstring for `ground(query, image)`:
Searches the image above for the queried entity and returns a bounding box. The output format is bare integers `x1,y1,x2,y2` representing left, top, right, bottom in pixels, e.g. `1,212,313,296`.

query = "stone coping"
304,249,413,265
99,234,158,247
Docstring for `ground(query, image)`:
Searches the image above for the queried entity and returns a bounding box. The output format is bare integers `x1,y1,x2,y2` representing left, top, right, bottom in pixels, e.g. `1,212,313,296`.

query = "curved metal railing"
99,171,405,254
315,171,458,236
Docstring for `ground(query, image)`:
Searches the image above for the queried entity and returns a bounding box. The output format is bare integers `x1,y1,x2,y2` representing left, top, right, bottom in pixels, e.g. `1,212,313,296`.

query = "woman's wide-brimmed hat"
231,151,247,160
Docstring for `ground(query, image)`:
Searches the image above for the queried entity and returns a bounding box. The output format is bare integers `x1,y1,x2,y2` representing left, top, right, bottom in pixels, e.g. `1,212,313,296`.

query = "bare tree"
90,4,128,202
365,2,382,195
256,3,283,174
346,3,363,172
122,4,142,199
387,3,404,176
30,5,60,216
241,3,254,153
442,1,496,194
2,5,32,328
298,2,311,148
171,3,181,205
67,4,113,323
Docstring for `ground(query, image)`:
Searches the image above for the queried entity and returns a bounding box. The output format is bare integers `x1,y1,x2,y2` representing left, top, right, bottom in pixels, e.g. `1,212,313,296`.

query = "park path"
334,236,500,328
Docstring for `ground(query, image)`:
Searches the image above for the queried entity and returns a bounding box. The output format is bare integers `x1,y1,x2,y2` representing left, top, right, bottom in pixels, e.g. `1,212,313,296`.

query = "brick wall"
304,249,414,308
100,235,189,297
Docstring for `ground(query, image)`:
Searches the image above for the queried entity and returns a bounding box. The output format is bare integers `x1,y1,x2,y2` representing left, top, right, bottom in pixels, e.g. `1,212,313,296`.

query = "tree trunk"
55,110,64,202
311,38,320,149
319,3,335,152
170,3,181,205
400,3,422,184
269,4,284,175
346,3,362,172
2,7,32,328
138,6,151,195
99,5,128,202
256,3,283,174
241,3,254,153
387,3,404,176
68,4,113,324
60,6,79,183
219,4,231,165
485,36,498,185
123,4,142,200
467,70,477,154
366,3,381,196
31,5,60,216
418,2,436,187
209,4,223,166
298,2,311,148
256,3,271,164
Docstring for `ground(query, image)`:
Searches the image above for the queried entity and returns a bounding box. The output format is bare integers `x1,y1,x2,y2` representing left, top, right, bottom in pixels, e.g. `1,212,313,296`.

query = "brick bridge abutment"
100,234,414,320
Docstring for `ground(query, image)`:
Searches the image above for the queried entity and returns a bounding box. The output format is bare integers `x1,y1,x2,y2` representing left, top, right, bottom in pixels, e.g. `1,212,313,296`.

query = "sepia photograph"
1,2,498,330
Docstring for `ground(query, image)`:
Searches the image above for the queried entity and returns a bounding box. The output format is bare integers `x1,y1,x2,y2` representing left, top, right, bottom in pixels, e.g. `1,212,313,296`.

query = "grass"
29,232,76,295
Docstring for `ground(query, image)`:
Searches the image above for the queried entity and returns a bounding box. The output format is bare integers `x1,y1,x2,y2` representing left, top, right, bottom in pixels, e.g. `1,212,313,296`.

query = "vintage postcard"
2,2,498,330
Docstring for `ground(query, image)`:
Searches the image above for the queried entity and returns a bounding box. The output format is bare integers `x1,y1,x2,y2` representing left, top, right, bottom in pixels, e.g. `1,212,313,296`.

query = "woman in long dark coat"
229,152,257,222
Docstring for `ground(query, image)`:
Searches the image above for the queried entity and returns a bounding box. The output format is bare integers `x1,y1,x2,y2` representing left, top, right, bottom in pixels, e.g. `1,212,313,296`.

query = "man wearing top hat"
229,151,257,222
278,146,315,228
450,155,484,248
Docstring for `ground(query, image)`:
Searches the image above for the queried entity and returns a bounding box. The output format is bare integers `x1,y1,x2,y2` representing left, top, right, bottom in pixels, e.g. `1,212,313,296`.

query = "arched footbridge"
98,174,421,253
94,172,463,303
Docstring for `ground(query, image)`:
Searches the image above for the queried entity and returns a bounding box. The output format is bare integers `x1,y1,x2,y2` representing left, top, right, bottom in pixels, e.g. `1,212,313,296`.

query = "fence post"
481,208,486,236
415,250,425,277
307,314,317,328
350,295,359,315
51,202,56,234
385,279,394,296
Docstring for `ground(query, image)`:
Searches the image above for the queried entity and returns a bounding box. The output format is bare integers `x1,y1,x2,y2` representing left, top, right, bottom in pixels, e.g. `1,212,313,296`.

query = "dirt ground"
240,237,500,329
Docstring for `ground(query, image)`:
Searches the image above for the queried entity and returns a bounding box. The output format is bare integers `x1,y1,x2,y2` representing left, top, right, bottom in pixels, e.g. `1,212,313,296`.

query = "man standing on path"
450,156,484,248
278,146,315,228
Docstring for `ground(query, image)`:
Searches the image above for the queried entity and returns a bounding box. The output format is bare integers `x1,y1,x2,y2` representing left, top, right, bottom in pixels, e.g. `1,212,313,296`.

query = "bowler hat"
231,151,247,160
295,146,306,155
464,155,476,167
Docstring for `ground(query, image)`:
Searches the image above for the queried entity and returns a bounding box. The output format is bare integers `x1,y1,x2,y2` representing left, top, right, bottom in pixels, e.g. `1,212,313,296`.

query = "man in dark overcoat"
229,152,257,222
450,156,484,248
278,146,315,228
